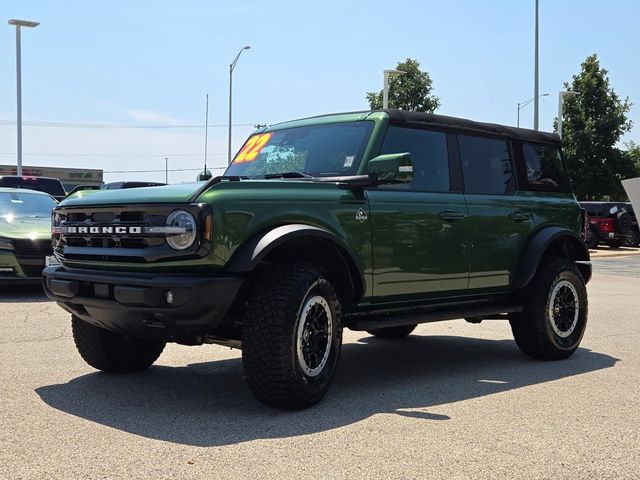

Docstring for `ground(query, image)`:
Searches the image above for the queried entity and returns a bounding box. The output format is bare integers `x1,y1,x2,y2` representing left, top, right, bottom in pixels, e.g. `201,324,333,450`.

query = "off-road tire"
71,316,165,373
242,262,343,409
367,324,417,339
585,226,600,249
607,239,622,249
509,257,587,360
622,230,639,248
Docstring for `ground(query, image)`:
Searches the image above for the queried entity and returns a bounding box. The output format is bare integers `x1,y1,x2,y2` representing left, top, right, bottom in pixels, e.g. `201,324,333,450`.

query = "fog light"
165,290,174,305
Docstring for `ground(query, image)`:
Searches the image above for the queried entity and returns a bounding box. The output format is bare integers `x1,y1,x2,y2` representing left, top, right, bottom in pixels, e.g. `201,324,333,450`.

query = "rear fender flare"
512,226,591,289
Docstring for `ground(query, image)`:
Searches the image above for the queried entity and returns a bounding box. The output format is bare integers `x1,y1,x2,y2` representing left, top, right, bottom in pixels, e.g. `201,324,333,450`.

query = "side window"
522,143,569,190
380,126,450,191
458,135,514,194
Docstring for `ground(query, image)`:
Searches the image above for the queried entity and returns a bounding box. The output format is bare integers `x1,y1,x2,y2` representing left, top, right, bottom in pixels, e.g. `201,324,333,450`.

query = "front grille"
13,239,52,257
53,204,208,264
11,240,52,277
17,260,46,277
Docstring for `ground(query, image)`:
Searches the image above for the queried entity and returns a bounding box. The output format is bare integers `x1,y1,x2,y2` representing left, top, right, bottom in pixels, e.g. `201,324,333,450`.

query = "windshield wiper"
262,171,314,179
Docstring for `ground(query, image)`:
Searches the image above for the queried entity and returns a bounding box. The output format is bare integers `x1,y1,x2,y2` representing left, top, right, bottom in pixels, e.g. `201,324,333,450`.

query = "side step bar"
351,304,522,331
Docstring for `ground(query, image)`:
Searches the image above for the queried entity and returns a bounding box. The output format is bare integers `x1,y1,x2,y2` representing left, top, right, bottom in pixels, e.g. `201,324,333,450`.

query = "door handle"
439,210,466,222
509,211,530,222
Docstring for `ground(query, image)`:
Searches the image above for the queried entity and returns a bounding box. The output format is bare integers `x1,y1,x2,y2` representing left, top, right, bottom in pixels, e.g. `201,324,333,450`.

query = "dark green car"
44,110,591,409
1,188,56,283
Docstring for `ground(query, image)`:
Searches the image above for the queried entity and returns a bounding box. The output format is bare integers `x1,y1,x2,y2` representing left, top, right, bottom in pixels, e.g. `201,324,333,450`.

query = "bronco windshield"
0,192,56,220
225,121,373,178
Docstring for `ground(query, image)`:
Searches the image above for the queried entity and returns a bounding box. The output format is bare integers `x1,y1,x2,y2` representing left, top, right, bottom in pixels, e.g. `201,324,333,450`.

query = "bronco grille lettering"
66,226,142,235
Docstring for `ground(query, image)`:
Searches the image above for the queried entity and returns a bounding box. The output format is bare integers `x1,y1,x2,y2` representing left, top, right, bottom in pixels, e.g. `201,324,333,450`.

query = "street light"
228,45,250,164
517,93,549,128
557,91,579,139
533,0,540,130
382,69,405,109
8,19,40,176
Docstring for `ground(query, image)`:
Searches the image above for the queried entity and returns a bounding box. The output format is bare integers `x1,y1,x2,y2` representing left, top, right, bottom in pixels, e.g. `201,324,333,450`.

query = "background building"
0,164,103,191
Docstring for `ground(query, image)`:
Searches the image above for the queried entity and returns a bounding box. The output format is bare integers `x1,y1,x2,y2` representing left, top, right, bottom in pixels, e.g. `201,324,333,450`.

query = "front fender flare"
225,224,365,300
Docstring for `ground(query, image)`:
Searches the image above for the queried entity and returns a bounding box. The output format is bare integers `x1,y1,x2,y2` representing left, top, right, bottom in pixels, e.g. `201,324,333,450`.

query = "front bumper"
42,266,243,343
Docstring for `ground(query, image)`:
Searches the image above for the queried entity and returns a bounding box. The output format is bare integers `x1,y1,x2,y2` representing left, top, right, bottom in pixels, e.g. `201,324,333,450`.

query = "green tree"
561,54,633,200
366,58,440,112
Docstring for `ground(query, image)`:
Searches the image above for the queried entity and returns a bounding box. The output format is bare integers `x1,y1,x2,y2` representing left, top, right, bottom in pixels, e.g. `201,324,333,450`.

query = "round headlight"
165,210,197,250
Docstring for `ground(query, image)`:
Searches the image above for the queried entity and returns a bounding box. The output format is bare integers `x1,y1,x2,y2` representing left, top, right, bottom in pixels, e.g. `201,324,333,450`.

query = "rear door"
458,134,536,290
367,126,469,302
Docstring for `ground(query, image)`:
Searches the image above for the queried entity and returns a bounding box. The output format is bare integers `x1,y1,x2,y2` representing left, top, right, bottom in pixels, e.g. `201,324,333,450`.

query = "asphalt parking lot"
1,256,639,480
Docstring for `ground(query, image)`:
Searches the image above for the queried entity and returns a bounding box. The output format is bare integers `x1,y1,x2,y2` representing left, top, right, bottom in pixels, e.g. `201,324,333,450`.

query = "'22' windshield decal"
234,133,273,163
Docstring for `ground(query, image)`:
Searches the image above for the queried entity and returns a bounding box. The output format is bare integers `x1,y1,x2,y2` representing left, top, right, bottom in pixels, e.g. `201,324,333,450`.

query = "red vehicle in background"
581,201,639,249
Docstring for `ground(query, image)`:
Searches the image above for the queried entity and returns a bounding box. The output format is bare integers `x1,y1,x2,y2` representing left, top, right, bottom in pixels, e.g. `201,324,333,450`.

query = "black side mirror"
367,153,413,185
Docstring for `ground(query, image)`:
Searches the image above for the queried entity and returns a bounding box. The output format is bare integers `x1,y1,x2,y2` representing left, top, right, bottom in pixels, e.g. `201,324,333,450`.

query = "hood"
0,215,51,240
59,182,206,207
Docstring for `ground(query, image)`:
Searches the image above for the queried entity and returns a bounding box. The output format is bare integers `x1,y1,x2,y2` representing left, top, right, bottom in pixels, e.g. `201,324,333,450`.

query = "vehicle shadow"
0,284,49,303
36,335,617,447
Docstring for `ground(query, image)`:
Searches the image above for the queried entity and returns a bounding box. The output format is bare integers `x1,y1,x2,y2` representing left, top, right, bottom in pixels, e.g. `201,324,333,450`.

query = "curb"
589,248,640,258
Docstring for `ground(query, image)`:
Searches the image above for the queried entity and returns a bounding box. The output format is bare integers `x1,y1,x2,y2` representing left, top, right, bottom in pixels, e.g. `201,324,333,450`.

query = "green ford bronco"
44,110,591,409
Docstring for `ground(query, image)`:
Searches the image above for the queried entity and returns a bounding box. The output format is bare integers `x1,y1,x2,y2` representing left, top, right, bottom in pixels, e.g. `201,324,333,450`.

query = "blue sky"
1,0,639,183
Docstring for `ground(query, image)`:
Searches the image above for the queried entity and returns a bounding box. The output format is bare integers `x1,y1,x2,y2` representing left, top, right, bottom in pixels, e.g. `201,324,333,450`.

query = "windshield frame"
225,120,375,179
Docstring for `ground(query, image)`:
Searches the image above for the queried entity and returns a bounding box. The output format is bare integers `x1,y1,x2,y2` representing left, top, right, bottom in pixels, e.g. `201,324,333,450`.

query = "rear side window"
458,135,514,194
521,143,569,190
380,126,450,192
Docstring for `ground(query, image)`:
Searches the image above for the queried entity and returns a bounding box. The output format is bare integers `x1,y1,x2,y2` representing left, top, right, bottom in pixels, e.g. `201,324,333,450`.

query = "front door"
367,126,469,302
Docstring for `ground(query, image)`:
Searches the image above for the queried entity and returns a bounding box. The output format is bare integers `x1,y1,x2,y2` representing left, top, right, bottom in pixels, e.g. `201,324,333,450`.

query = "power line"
105,166,227,174
0,120,259,129
0,152,226,157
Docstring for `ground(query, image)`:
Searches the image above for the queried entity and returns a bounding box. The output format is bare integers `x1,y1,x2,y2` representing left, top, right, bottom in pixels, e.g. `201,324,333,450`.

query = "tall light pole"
228,45,250,164
517,93,549,128
533,0,540,130
383,69,405,109
557,91,579,139
8,19,39,176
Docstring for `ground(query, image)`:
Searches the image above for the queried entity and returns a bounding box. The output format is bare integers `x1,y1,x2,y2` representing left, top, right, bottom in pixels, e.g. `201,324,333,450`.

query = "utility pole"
165,157,168,184
533,0,540,131
204,93,209,173
8,19,39,176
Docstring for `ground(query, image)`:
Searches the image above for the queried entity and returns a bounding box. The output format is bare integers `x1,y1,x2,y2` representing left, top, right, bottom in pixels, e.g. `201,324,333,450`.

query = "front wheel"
509,257,588,360
242,263,343,409
71,316,165,373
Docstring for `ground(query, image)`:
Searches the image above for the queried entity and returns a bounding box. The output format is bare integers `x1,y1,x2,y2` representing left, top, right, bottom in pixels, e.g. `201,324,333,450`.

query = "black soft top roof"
383,109,561,145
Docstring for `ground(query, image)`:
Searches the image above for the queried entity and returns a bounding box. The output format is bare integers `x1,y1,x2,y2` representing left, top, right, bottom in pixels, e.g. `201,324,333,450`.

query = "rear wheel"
622,230,639,248
71,316,165,373
242,262,343,409
367,324,417,339
509,257,587,360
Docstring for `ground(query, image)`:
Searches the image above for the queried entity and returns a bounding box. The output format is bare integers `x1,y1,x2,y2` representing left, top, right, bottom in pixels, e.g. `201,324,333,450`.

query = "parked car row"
0,180,168,284
581,201,639,249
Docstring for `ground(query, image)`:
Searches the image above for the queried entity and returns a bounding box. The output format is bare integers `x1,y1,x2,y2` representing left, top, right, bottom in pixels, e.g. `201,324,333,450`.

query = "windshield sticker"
235,133,273,163
343,155,355,167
